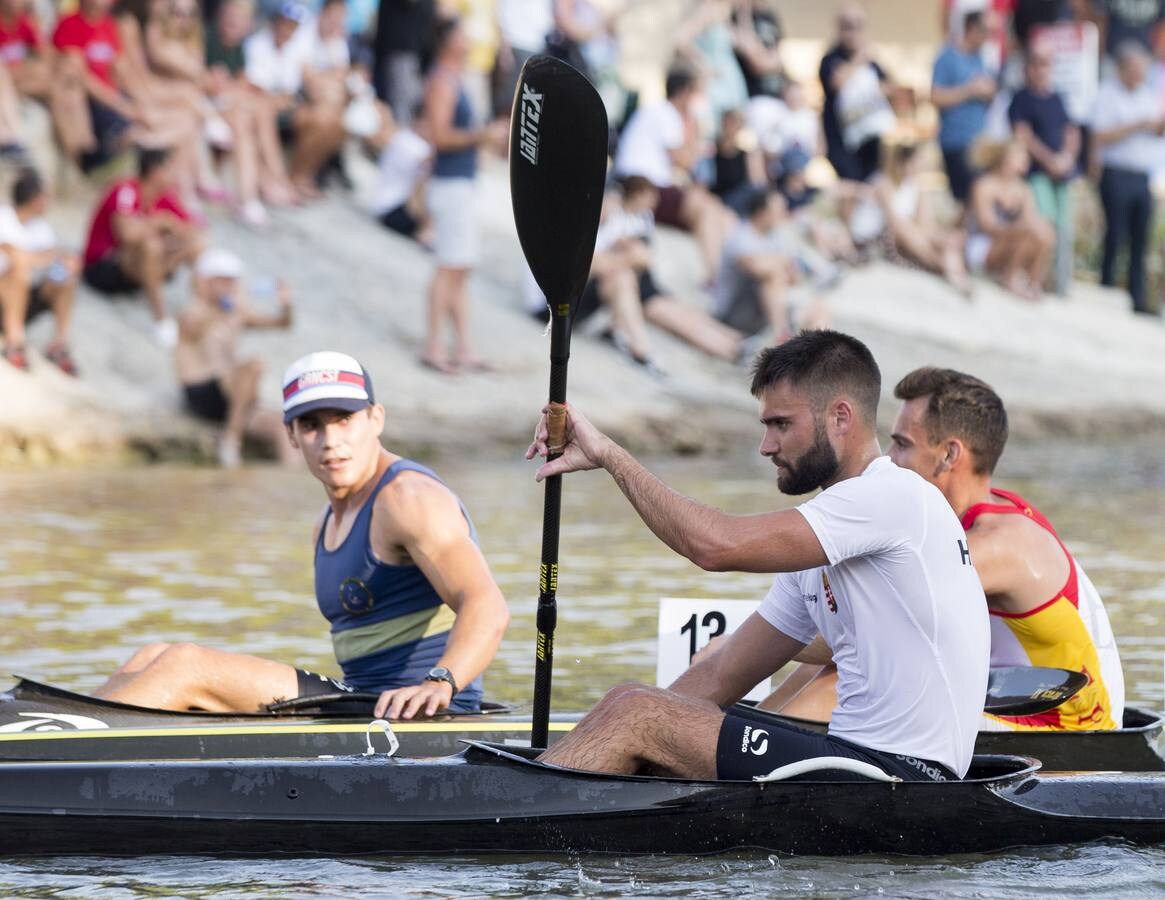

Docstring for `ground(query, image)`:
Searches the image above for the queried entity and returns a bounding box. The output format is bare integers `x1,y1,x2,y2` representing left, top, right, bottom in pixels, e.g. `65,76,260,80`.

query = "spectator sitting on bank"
710,107,766,215
175,248,295,468
0,0,95,162
777,80,820,158
966,137,1054,300
776,145,859,267
245,1,346,199
820,3,894,185
1009,45,1080,296
82,146,206,347
1091,41,1164,315
931,10,996,203
875,143,972,295
51,0,140,173
613,65,736,285
713,188,797,342
581,176,764,372
366,101,434,247
205,0,299,209
0,169,80,375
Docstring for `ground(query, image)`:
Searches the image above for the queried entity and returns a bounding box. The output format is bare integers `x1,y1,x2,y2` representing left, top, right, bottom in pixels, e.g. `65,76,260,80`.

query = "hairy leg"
94,642,300,712
539,683,724,777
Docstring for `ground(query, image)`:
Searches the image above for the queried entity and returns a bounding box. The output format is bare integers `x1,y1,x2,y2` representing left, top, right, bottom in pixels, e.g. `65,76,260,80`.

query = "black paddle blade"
984,666,1090,716
510,55,608,311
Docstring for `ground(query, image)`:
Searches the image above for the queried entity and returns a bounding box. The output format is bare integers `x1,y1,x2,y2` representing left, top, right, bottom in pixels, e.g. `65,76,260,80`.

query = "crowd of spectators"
1,0,1164,464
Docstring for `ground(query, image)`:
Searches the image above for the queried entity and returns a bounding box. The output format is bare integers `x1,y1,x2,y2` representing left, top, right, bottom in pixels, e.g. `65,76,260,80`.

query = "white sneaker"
217,435,242,469
239,199,269,228
154,317,179,349
203,115,233,150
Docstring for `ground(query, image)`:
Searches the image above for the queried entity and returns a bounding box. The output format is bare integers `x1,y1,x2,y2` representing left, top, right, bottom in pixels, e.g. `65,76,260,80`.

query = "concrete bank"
2,157,1164,466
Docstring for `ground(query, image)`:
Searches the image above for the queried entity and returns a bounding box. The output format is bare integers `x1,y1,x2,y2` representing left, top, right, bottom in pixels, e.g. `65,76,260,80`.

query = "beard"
775,419,840,495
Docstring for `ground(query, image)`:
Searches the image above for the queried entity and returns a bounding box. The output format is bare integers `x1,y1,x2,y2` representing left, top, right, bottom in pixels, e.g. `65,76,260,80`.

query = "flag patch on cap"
281,351,374,423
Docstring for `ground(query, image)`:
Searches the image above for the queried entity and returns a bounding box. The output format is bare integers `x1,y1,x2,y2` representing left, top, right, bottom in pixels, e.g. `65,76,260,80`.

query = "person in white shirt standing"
1092,41,1165,315
527,330,990,781
0,169,80,375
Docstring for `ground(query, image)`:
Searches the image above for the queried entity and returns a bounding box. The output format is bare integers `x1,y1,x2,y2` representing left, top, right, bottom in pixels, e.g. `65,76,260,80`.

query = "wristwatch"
424,667,459,696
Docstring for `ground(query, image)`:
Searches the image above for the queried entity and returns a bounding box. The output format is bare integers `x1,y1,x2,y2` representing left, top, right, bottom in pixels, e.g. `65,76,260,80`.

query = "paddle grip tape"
546,403,568,456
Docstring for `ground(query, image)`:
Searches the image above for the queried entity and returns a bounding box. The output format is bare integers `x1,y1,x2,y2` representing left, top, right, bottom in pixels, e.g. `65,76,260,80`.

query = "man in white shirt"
613,66,735,285
527,330,990,780
0,169,80,375
1092,41,1165,314
244,1,344,198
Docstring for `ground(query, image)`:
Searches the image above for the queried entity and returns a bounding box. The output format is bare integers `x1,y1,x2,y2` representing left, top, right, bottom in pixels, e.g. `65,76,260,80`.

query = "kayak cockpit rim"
457,739,1043,787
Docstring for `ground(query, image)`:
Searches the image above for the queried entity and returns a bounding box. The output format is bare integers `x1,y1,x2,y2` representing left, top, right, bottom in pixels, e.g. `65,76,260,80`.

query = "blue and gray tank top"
314,459,483,710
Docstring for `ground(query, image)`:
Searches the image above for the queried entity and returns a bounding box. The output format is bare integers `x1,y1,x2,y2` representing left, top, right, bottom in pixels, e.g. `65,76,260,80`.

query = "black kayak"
2,677,1162,772
1,742,1164,857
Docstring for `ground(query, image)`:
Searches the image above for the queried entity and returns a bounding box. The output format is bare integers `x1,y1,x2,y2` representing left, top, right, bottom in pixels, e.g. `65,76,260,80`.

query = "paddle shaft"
532,310,572,749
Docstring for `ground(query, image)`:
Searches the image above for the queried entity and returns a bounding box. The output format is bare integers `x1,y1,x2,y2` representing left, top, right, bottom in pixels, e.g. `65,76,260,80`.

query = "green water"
0,438,1162,896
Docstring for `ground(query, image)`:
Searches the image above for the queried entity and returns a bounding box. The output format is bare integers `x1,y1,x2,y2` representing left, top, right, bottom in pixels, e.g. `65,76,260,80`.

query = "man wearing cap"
244,1,345,199
94,349,510,719
175,248,293,467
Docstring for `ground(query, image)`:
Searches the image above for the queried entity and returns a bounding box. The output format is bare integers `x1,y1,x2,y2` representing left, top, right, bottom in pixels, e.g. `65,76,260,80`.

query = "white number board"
655,598,770,702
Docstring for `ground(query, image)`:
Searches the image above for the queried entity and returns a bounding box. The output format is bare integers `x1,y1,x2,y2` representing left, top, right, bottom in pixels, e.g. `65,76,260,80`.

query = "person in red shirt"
52,0,140,172
0,0,95,162
82,146,204,346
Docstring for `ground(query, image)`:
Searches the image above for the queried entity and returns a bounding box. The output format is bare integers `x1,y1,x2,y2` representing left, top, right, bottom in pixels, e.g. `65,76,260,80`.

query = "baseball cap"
275,1,307,22
282,351,375,424
195,248,245,280
778,145,810,177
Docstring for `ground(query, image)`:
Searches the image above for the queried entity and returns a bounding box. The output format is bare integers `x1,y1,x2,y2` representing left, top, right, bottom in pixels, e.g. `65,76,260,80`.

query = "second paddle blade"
985,666,1090,716
509,56,609,310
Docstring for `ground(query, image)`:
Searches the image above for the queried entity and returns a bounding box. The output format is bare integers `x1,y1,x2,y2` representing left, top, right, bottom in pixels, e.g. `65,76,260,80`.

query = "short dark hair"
619,175,657,199
963,10,985,33
11,167,43,207
321,0,344,9
894,367,1008,475
432,16,459,56
138,146,172,179
750,329,881,422
743,187,773,218
665,66,696,100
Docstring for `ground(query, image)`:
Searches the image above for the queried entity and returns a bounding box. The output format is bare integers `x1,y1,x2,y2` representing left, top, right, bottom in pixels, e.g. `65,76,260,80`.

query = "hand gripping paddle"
510,56,608,749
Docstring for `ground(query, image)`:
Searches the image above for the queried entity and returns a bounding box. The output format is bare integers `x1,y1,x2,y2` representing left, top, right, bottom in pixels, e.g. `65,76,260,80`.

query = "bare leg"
643,295,743,361
93,642,300,712
447,267,485,368
290,105,344,195
0,65,24,144
118,235,167,321
38,277,77,351
225,103,260,207
597,267,653,360
681,187,734,282
0,252,31,349
254,94,296,205
757,663,838,722
247,408,298,465
538,683,724,777
423,266,457,372
221,358,264,451
92,641,174,697
755,266,792,340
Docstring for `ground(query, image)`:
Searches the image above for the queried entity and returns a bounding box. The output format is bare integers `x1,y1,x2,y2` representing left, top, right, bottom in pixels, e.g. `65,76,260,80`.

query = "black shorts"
83,255,139,295
295,668,356,698
80,98,131,174
715,706,958,782
379,203,419,238
183,380,230,423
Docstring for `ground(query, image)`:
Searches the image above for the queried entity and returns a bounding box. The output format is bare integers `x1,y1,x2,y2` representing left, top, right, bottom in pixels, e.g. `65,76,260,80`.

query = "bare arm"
671,613,806,706
241,281,293,329
425,76,484,153
1094,115,1164,146
527,405,829,573
373,477,510,718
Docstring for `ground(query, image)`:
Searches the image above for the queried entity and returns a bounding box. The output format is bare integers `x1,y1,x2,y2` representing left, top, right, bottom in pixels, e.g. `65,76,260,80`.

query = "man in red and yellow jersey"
888,367,1123,731
761,366,1124,732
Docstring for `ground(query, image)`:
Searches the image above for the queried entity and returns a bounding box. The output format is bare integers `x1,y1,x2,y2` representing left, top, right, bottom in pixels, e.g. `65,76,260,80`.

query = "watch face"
428,667,450,679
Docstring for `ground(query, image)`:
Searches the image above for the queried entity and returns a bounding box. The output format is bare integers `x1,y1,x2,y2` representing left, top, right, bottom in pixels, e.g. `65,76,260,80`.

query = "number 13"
680,611,727,662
